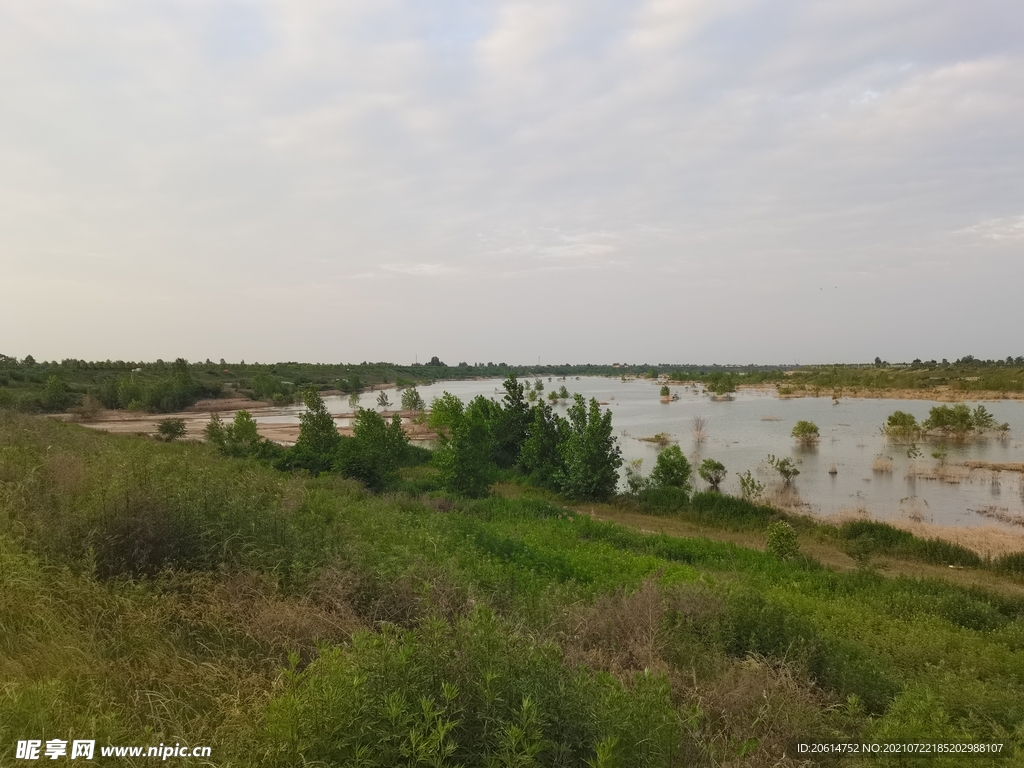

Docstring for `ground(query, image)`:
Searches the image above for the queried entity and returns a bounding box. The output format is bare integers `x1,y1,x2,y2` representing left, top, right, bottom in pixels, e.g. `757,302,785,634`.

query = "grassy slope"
2,413,1023,766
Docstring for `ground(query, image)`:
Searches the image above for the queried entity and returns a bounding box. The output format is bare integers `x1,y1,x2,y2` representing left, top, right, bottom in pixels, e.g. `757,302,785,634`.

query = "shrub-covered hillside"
1,412,1023,766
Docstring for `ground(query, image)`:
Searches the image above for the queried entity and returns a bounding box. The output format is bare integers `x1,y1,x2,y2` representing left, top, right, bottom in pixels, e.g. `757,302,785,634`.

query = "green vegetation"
780,356,1024,395
698,458,726,490
704,371,737,396
737,470,765,502
156,417,187,442
401,387,426,411
883,404,1010,442
767,454,800,483
765,521,799,561
791,420,820,445
659,384,670,397
3,412,1024,766
6,353,1024,418
883,411,920,441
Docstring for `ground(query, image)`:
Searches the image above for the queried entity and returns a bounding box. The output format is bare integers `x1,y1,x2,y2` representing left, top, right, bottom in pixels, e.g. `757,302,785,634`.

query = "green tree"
434,397,495,497
376,390,391,409
335,408,409,490
650,444,692,492
517,401,566,488
492,375,530,468
291,388,340,474
156,418,186,442
698,458,727,490
659,385,670,398
556,395,622,501
706,372,737,396
400,387,426,411
791,420,820,445
40,375,72,412
428,392,465,435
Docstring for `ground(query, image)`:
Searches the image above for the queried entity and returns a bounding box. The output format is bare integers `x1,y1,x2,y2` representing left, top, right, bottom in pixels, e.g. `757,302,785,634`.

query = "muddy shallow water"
259,376,1024,532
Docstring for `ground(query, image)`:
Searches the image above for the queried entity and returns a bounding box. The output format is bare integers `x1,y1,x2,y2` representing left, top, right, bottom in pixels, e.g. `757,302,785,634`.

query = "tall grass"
3,413,1024,765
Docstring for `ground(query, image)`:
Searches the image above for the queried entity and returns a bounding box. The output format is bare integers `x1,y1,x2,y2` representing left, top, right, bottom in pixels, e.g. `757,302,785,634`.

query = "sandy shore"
775,386,1024,402
62,399,438,445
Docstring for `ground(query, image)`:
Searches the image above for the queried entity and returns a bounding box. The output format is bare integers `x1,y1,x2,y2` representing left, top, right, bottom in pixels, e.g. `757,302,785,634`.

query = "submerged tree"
791,420,820,445
767,454,800,484
698,458,727,490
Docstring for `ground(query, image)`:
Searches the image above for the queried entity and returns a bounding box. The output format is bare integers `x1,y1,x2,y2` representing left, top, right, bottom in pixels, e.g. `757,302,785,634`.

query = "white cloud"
1,1,1022,363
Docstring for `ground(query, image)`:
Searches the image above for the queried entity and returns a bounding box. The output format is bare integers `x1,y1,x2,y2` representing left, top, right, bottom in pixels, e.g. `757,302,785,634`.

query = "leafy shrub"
884,411,920,441
686,491,775,528
650,444,692,492
836,521,982,568
993,552,1024,577
697,459,726,490
266,608,687,767
765,521,799,560
767,454,799,483
736,470,764,502
791,420,819,445
636,486,690,516
156,418,186,442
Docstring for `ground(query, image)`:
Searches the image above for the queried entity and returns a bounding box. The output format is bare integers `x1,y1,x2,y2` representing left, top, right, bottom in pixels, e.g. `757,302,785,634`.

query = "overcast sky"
2,1,1022,365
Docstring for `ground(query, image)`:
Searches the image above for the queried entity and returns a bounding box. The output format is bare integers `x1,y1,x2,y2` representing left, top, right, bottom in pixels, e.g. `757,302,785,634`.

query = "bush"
686,492,774,529
266,608,687,767
636,486,690,515
835,521,982,568
156,418,187,442
791,420,819,445
649,445,692,492
993,552,1024,577
765,521,799,560
697,459,726,490
767,454,799,483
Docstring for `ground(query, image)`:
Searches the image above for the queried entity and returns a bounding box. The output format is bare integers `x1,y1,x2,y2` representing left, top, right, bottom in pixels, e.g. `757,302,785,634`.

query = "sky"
1,1,1022,366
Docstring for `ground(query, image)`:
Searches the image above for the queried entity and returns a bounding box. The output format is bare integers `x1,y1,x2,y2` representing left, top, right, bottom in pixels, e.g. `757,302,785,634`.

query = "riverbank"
57,398,439,444
775,385,1024,402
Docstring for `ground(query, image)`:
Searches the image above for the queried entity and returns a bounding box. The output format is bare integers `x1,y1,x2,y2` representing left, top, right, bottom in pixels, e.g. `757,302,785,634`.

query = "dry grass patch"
872,455,893,473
